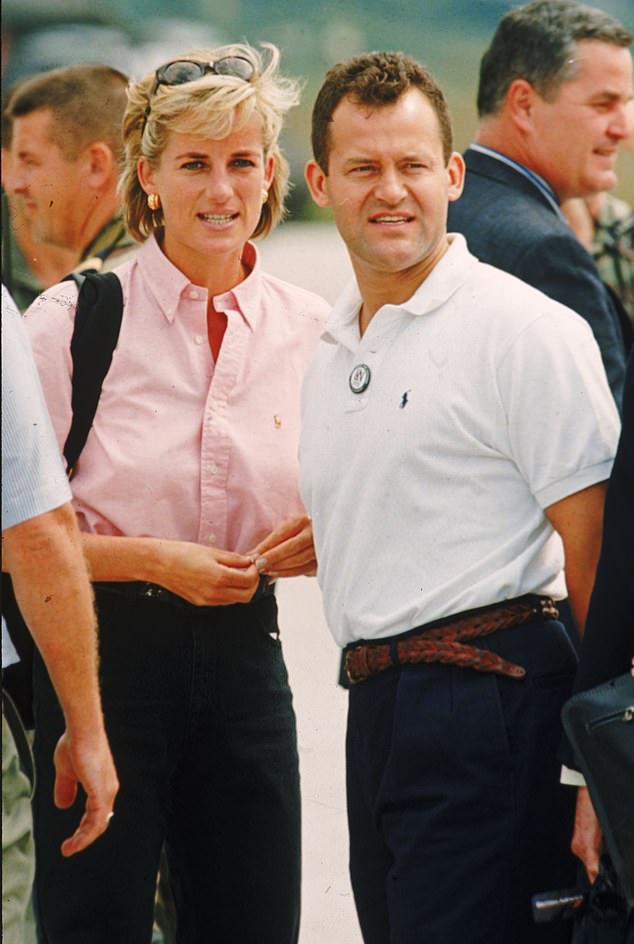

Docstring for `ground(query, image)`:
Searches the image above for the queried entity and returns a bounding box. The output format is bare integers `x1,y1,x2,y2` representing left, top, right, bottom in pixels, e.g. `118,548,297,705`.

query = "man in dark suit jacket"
447,0,632,409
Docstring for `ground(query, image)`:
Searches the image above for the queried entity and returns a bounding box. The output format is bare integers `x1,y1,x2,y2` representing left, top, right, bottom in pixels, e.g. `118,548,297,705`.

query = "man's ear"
446,151,466,203
506,78,539,133
305,160,331,208
82,141,116,188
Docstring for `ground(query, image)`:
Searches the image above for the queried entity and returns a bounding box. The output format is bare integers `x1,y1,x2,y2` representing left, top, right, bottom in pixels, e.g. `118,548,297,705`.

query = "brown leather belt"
344,595,559,685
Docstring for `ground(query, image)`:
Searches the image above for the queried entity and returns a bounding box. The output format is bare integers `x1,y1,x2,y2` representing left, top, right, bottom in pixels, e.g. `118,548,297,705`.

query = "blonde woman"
25,43,328,943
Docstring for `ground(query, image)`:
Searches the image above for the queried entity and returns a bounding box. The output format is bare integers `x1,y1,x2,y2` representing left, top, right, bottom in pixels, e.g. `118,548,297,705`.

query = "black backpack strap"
62,270,124,476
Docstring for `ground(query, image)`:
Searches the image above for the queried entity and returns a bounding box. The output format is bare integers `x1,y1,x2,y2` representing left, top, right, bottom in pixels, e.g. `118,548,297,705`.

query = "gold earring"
147,193,161,211
261,188,269,205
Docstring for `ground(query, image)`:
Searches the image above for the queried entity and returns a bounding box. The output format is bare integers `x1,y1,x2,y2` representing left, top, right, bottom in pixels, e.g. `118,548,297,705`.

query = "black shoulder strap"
62,270,124,476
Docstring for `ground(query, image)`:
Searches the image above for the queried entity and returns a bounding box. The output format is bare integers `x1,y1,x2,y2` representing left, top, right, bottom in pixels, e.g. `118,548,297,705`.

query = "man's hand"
247,516,317,579
571,786,602,883
53,728,119,857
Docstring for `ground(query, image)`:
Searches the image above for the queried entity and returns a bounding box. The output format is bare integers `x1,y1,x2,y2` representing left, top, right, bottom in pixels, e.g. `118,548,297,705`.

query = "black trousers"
346,614,579,944
31,588,301,944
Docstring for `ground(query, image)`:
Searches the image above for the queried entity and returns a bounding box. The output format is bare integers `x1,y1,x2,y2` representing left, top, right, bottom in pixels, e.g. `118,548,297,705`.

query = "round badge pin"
349,363,371,394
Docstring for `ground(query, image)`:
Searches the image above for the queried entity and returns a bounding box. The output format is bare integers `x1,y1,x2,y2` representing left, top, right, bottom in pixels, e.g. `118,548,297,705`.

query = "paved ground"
260,226,364,942
277,579,363,944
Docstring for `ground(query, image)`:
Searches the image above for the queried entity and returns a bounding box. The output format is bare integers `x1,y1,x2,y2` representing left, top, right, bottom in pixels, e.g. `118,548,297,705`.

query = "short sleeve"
496,306,620,509
2,286,71,529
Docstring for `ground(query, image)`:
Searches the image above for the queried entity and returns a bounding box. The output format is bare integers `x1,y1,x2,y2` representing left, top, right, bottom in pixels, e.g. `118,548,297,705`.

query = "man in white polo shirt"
300,52,620,944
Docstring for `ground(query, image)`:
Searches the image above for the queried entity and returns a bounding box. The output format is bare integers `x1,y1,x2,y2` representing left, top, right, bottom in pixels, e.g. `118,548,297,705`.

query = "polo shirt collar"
401,235,476,316
137,235,263,327
322,234,476,348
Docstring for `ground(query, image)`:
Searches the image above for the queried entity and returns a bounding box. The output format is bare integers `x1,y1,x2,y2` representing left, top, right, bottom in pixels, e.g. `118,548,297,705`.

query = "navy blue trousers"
346,614,579,944
32,588,301,944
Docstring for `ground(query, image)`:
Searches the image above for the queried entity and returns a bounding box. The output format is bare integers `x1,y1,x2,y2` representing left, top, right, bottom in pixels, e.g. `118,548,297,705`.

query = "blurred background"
3,0,633,214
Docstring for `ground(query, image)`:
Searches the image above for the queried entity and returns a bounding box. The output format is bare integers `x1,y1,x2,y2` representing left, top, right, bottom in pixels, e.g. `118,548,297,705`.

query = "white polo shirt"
299,235,619,648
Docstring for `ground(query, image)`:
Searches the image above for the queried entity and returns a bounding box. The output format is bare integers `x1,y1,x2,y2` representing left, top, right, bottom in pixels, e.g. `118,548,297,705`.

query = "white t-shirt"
299,236,620,648
2,286,71,666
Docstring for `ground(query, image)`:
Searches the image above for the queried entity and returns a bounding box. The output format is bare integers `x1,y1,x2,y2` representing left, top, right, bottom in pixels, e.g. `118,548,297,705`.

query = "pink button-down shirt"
25,235,329,553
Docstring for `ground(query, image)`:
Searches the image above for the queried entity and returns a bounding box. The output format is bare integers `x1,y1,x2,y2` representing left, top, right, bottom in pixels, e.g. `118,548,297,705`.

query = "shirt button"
210,463,218,475
194,335,204,345
189,289,200,300
208,533,217,544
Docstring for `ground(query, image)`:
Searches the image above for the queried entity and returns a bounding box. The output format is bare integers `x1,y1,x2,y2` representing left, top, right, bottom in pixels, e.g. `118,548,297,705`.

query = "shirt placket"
198,306,248,548
343,315,401,414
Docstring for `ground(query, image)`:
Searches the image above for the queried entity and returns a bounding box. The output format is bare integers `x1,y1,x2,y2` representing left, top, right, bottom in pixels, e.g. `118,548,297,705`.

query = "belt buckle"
141,583,166,601
344,646,371,686
344,651,358,686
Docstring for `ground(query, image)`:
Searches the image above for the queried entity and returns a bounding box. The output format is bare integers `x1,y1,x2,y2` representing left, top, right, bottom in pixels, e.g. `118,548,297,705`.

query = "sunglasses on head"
150,56,255,95
142,56,256,133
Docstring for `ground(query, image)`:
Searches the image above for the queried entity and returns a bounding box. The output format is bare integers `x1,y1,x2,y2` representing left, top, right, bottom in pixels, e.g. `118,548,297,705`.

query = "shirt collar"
468,143,566,221
323,234,476,347
136,235,263,327
213,241,263,331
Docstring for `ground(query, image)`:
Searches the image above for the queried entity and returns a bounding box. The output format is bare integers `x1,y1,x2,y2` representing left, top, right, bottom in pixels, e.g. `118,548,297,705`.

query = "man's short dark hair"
311,51,454,171
477,0,632,117
4,64,128,164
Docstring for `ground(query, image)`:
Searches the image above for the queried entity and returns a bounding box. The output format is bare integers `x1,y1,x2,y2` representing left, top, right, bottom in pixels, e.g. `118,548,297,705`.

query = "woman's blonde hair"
121,42,300,242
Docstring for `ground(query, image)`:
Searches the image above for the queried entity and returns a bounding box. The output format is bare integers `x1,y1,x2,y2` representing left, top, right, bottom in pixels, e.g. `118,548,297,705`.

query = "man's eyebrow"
342,152,432,167
343,156,375,166
588,89,633,102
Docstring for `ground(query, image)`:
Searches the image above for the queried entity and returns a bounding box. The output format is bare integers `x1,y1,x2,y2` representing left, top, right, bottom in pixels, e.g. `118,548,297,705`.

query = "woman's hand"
571,785,602,884
156,540,260,605
247,515,317,579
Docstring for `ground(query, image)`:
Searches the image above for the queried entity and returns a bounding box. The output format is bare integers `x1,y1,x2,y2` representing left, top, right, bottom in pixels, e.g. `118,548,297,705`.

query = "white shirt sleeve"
560,765,586,787
1,286,71,531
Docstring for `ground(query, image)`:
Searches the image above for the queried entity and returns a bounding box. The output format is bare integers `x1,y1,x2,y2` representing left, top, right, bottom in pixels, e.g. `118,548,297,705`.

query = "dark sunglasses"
150,56,255,95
